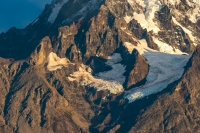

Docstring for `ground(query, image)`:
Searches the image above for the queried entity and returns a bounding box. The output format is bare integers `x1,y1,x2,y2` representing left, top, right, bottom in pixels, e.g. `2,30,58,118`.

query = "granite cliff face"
0,0,200,132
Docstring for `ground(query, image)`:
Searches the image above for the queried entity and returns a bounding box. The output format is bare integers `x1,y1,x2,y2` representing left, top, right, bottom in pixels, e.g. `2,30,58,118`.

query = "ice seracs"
123,41,191,103
122,0,196,102
68,53,125,95
47,0,196,102
68,63,124,95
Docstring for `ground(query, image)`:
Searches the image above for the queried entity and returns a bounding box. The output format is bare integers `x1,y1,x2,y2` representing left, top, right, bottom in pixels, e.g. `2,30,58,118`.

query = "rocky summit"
0,0,200,132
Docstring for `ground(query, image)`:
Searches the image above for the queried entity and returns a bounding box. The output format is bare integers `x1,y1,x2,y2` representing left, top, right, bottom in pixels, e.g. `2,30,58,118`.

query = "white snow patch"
132,13,148,28
134,0,181,7
124,15,133,23
68,61,124,94
123,42,191,103
47,52,69,71
127,0,193,34
48,0,69,23
96,53,126,84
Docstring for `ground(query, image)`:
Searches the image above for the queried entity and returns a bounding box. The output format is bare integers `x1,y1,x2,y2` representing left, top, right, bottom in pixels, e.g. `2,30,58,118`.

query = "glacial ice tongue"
68,53,125,95
123,41,191,103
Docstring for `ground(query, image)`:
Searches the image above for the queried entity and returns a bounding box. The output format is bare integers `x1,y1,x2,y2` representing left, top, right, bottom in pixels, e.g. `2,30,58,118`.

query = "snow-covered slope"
68,53,125,94
125,0,199,48
123,41,191,103
96,53,126,84
32,0,200,102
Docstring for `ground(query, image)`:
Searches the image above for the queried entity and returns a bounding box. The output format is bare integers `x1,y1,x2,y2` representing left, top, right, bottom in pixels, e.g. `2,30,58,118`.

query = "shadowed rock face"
0,0,200,133
122,49,148,89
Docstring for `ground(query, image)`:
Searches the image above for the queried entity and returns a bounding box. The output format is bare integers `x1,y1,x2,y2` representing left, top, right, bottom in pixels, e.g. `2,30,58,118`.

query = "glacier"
68,53,125,95
123,41,191,103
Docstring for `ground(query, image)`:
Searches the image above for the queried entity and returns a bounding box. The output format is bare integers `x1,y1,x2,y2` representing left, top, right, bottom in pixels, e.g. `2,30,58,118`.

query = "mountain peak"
0,0,200,132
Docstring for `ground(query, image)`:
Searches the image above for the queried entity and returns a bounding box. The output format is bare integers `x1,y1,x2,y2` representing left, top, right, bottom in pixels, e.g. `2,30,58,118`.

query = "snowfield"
68,53,125,94
96,53,126,84
69,68,124,94
124,41,191,103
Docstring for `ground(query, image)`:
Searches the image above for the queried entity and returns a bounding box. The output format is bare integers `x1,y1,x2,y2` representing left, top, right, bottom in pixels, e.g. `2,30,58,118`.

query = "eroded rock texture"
0,0,200,133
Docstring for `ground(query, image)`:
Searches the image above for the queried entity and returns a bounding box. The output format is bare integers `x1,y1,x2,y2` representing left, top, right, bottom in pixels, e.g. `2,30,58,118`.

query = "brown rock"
124,49,149,89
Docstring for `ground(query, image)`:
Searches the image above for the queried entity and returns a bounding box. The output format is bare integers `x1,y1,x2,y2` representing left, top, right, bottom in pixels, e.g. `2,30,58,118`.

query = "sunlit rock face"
1,0,200,133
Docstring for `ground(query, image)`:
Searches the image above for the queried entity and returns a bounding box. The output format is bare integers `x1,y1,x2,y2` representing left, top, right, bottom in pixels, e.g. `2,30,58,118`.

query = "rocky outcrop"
124,49,148,89
0,0,200,133
29,36,52,66
87,56,112,73
158,5,173,30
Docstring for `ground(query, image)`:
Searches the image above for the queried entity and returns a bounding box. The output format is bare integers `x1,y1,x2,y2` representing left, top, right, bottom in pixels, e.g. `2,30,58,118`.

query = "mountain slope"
0,0,200,133
129,45,200,133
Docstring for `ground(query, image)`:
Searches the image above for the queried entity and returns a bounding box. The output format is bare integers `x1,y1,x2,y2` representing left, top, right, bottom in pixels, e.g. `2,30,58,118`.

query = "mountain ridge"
0,0,200,132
